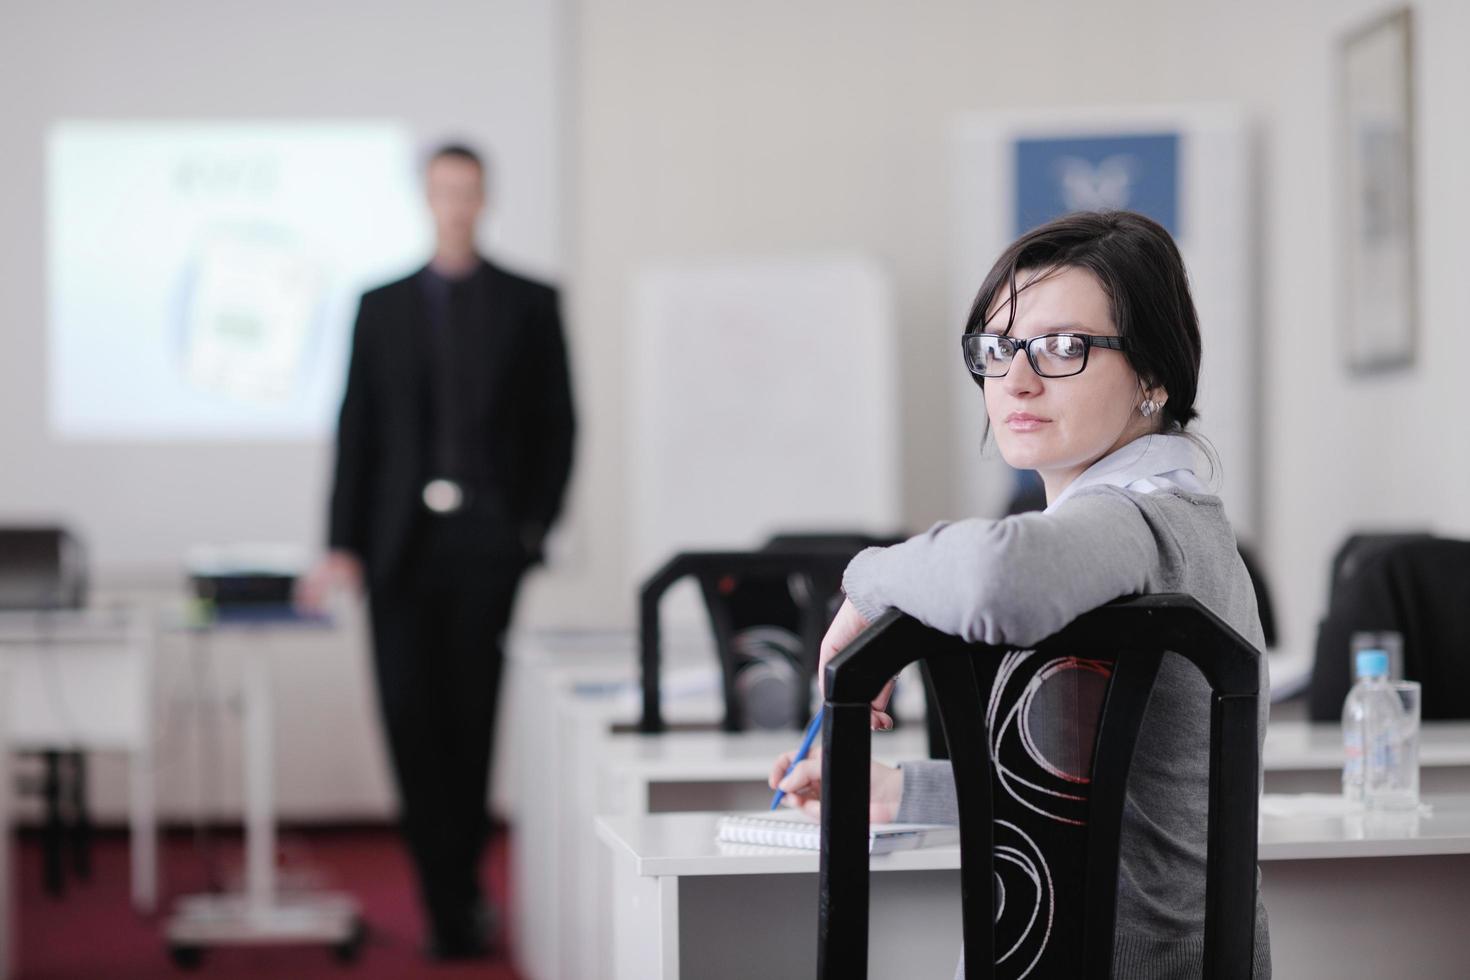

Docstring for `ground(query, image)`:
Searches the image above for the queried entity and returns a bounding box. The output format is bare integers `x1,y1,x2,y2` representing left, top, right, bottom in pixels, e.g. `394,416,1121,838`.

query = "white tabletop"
596,811,959,877
508,627,1470,771
1259,793,1470,859
599,727,931,780
598,794,1470,878
0,605,147,643
588,720,1470,790
1263,719,1470,770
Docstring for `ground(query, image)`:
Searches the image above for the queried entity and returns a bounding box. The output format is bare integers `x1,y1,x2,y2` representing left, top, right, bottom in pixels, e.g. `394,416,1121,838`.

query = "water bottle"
1364,671,1421,812
1342,649,1389,805
1342,649,1421,809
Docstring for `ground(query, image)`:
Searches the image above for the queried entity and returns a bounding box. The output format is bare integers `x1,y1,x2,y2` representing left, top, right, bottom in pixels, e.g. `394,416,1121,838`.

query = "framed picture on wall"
1339,7,1416,373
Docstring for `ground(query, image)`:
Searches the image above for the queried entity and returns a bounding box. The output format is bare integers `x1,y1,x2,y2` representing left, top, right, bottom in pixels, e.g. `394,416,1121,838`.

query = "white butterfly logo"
1054,154,1136,210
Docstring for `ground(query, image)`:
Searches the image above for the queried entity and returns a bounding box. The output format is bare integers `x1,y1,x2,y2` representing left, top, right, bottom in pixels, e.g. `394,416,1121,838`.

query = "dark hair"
965,210,1201,433
426,142,488,185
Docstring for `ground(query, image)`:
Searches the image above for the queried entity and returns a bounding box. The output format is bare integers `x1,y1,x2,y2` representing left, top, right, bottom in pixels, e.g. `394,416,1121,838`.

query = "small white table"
0,607,156,913
599,796,1470,980
163,611,361,965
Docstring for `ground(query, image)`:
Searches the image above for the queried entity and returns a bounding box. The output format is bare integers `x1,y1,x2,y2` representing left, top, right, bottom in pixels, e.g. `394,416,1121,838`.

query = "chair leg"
43,751,65,897
68,751,92,880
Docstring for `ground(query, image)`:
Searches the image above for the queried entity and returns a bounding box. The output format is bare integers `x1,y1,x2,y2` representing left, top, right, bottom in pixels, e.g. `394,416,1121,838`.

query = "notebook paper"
716,810,958,855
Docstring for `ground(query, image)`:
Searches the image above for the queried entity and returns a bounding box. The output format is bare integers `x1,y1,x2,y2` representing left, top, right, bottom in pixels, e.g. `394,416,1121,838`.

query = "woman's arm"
842,487,1169,648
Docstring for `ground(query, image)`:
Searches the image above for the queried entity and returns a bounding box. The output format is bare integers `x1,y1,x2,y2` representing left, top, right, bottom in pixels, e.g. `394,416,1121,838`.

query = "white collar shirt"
1045,432,1208,514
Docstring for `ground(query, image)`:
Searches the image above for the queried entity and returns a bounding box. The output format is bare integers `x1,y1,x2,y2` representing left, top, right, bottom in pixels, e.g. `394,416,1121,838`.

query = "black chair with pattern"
818,594,1262,979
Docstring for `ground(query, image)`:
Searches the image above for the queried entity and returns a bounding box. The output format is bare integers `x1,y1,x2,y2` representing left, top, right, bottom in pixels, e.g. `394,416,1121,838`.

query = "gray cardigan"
842,484,1272,979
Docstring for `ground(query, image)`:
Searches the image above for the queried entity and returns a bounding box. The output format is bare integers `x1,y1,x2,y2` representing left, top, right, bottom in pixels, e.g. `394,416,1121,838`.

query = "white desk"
598,796,1470,980
0,607,156,913
599,719,1470,816
508,626,1470,980
576,726,929,980
502,621,1470,980
1263,719,1470,794
570,720,1470,979
597,727,930,816
503,628,726,980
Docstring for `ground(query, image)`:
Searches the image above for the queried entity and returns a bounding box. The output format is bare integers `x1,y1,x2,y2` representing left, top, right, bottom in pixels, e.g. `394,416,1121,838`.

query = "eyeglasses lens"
1031,335,1087,377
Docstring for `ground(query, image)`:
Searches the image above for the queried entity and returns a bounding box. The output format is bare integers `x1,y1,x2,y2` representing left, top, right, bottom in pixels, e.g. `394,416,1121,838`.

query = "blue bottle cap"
1355,649,1390,679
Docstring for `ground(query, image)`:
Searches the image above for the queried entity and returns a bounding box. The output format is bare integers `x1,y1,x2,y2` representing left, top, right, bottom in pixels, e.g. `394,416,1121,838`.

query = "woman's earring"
1139,399,1158,418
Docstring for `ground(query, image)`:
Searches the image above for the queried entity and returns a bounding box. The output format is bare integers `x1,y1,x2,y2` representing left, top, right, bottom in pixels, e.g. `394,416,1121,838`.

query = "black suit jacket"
327,259,575,587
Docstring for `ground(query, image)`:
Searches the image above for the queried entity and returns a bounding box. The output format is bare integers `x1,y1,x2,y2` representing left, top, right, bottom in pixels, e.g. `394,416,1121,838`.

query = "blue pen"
770,707,825,810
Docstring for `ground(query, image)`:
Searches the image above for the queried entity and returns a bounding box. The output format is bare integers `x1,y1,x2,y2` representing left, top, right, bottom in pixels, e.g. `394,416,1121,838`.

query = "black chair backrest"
639,536,898,733
818,595,1261,980
1310,534,1470,720
918,546,1273,763
0,527,87,611
1327,532,1432,592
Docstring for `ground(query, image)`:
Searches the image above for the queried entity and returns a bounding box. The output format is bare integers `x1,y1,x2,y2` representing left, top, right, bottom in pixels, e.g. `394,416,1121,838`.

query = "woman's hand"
818,599,898,731
767,746,904,823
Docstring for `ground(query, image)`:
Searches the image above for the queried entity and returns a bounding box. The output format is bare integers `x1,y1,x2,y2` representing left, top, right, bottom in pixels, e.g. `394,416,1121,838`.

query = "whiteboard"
629,256,901,581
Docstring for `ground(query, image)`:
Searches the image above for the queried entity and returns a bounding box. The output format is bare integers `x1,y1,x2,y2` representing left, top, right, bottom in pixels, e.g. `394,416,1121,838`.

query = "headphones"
729,625,807,730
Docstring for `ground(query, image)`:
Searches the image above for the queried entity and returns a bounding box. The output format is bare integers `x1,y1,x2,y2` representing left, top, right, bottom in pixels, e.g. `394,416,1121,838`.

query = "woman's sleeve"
841,488,1165,648
894,760,960,825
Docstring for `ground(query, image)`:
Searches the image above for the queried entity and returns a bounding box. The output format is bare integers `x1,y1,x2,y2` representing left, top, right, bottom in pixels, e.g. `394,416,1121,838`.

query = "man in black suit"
299,143,574,958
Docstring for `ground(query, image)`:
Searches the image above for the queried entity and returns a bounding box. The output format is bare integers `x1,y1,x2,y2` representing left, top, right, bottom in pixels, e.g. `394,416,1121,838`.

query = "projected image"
180,227,325,406
47,122,429,438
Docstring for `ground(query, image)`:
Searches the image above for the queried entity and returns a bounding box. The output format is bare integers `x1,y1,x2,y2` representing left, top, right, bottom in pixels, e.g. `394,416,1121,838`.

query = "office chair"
818,595,1261,979
1309,534,1470,721
638,533,899,734
0,526,93,897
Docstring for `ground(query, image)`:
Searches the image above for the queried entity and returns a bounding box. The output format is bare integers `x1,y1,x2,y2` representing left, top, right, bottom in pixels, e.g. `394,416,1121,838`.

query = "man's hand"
294,550,364,614
818,598,897,731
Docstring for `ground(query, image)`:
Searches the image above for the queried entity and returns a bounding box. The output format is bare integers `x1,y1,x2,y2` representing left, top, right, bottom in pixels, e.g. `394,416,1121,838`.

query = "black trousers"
368,512,526,938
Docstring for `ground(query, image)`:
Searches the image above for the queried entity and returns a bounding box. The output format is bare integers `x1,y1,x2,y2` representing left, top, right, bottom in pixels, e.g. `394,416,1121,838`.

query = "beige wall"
566,0,1470,666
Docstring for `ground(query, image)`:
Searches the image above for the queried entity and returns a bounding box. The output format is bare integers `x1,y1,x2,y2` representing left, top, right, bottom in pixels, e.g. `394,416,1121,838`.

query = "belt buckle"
422,478,466,514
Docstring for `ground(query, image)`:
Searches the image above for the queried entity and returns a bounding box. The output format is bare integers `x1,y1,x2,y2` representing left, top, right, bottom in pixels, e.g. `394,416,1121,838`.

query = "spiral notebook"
716,811,958,855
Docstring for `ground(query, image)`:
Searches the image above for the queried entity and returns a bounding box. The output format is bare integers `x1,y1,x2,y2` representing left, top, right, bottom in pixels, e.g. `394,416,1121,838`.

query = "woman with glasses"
769,210,1271,978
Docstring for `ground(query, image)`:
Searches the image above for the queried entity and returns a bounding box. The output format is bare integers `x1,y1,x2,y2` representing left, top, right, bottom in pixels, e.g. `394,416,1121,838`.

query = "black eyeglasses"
960,332,1129,379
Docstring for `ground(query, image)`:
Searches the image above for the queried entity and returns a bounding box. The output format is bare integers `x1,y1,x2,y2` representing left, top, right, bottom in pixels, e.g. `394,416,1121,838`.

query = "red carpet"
16,825,526,980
